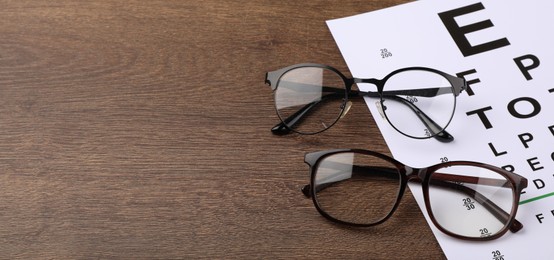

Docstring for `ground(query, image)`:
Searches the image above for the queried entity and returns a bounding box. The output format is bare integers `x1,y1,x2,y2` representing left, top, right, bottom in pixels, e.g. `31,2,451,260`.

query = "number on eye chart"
463,198,475,210
492,250,505,260
380,48,392,58
480,228,491,237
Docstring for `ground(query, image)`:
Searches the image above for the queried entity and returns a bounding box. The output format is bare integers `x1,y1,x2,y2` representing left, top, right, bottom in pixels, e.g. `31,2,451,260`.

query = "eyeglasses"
301,149,528,240
264,63,467,142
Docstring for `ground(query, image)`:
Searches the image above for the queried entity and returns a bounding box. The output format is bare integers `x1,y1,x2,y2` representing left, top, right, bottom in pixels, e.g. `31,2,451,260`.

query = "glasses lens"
274,67,346,134
313,152,401,225
427,164,515,238
381,69,456,138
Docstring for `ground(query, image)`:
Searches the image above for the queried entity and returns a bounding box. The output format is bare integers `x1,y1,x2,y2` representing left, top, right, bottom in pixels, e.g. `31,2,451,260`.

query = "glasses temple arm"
271,86,350,135
357,90,454,142
271,99,321,135
430,172,513,188
380,86,458,97
302,165,523,233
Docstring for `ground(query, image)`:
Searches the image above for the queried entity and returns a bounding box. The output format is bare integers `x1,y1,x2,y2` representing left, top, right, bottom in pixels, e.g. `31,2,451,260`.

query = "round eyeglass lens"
427,164,515,239
381,69,456,139
274,66,346,134
313,152,401,225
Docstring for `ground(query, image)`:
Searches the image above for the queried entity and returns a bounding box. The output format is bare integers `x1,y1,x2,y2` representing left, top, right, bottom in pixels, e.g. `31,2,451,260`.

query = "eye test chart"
327,0,554,259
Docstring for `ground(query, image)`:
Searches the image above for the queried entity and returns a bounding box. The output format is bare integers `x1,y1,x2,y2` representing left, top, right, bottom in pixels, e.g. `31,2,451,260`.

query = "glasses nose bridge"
353,78,382,92
353,78,379,85
404,166,425,183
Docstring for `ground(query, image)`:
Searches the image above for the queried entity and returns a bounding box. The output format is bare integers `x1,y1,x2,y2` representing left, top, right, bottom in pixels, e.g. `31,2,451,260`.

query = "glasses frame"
302,149,528,241
265,63,468,142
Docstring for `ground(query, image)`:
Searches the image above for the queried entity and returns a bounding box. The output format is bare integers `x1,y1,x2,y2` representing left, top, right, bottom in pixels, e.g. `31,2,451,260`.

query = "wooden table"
0,1,445,258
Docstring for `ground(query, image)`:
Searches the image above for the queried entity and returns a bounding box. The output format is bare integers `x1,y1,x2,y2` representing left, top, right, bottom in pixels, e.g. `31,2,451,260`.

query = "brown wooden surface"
0,1,446,258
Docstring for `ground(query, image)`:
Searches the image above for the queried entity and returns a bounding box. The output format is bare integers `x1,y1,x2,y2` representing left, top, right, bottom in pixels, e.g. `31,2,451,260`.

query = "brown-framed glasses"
301,149,528,241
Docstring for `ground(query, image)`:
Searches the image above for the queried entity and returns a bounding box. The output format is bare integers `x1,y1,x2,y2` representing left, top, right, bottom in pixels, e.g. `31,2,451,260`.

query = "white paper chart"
327,0,554,259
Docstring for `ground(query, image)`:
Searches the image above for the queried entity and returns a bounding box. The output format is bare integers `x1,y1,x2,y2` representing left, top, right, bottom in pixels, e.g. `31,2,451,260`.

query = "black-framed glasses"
264,63,467,142
301,149,528,241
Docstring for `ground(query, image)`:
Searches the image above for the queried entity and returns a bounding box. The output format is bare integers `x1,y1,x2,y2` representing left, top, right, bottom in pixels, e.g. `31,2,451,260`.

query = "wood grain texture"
0,1,446,259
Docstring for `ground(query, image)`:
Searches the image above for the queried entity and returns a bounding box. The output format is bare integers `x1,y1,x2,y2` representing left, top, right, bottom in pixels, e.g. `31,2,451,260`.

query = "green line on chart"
519,191,554,205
